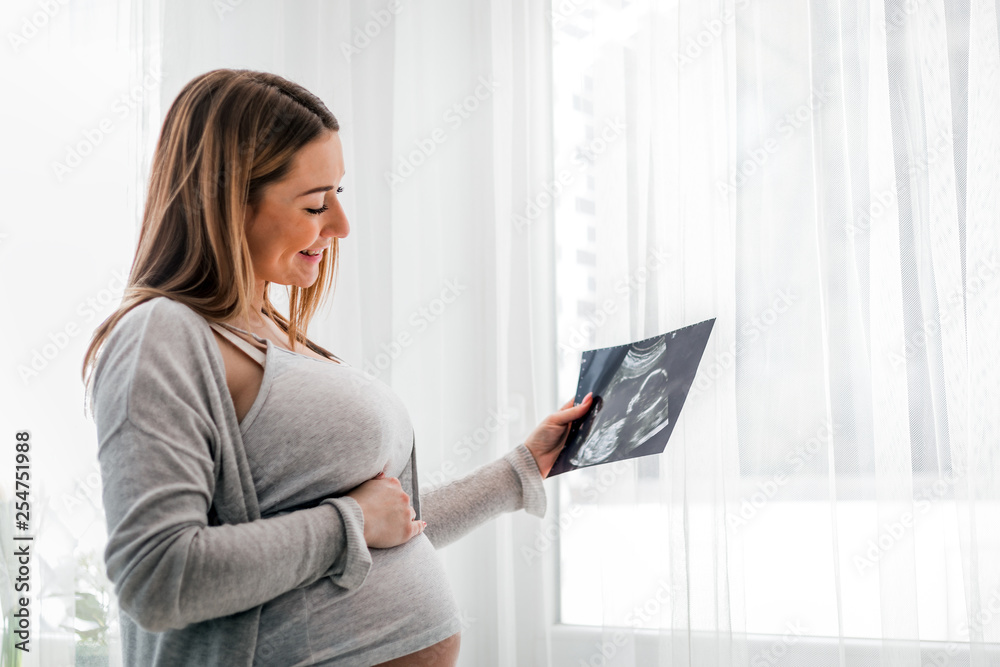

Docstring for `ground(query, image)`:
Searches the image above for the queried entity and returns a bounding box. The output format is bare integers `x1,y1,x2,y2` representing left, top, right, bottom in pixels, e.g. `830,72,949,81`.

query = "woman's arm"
405,395,592,549
410,442,546,550
99,419,372,632
94,298,372,632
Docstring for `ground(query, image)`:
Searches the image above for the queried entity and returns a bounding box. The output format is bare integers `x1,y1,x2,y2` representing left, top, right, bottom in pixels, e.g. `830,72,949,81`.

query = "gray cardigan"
91,296,546,665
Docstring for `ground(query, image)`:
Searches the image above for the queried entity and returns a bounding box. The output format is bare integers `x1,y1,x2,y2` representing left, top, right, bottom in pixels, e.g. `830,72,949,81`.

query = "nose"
322,195,350,239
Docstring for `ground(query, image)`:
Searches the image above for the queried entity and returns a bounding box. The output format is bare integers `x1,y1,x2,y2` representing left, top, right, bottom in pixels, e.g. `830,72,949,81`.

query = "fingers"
550,393,593,423
564,392,593,409
557,393,592,416
375,471,401,487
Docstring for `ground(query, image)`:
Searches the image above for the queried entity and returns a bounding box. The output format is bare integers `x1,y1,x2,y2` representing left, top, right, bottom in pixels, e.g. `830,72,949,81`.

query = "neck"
223,283,268,331
252,280,266,316
246,281,269,327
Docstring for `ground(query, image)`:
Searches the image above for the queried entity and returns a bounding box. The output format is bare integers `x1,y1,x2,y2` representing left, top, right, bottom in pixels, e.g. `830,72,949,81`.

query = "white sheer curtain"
552,0,1000,666
2,1,153,665
149,1,554,665
6,0,999,665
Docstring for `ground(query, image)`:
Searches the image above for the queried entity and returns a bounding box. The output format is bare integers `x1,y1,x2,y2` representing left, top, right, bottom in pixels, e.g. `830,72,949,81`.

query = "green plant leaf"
74,591,107,626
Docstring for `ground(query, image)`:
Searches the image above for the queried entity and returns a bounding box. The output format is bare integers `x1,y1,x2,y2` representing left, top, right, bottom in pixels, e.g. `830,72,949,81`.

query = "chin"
294,276,321,289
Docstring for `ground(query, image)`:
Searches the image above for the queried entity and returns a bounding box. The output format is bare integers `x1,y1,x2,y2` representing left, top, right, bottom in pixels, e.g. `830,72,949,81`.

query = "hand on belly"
347,472,427,548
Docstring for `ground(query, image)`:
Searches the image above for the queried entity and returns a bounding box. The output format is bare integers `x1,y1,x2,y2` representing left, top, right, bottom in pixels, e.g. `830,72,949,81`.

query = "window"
551,0,996,649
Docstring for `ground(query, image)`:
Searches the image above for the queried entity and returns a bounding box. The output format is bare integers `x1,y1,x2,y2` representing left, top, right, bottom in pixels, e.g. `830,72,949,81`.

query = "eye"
305,204,329,215
336,186,344,194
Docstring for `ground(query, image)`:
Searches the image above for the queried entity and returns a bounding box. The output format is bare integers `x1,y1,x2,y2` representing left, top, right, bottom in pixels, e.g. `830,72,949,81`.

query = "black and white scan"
548,317,715,477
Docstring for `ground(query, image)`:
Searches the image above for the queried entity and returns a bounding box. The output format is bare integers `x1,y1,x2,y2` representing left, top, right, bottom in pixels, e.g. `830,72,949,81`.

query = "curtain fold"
486,1,560,665
14,0,996,664
963,0,1000,659
149,1,559,664
554,0,997,666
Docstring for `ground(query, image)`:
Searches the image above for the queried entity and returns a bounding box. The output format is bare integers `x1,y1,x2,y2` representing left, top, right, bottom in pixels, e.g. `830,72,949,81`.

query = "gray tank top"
209,322,462,666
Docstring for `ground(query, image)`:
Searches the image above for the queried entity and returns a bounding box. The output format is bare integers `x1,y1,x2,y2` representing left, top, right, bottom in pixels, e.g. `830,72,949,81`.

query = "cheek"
244,230,271,266
246,220,289,260
246,208,314,264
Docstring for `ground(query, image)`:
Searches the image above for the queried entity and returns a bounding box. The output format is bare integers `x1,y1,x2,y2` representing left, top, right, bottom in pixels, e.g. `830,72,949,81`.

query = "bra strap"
209,322,267,367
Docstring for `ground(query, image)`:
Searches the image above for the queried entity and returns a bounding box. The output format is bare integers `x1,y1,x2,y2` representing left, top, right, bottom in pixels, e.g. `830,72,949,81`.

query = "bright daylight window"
1,2,157,662
551,1,994,643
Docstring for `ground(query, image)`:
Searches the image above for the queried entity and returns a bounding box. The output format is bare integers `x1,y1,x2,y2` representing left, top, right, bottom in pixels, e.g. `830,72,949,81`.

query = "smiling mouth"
299,249,323,256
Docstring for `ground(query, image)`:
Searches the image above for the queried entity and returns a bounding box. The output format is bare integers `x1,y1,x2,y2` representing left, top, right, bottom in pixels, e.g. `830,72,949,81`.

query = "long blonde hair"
81,68,341,417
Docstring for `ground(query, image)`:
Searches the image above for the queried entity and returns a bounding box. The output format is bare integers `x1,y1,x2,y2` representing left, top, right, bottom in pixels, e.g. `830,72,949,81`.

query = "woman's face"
244,130,348,291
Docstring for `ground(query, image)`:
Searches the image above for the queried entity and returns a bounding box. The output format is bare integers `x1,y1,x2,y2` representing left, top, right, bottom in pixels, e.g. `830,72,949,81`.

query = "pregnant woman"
80,69,592,666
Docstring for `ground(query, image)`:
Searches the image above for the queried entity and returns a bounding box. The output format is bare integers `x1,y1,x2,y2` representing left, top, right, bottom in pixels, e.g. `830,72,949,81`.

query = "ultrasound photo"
547,318,715,477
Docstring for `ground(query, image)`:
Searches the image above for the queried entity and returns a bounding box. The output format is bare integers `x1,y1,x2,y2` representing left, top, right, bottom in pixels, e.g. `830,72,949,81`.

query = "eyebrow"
296,171,347,198
297,186,333,198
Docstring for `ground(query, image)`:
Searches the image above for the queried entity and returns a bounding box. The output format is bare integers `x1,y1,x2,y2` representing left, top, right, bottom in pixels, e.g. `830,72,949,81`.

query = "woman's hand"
523,392,594,479
346,471,426,548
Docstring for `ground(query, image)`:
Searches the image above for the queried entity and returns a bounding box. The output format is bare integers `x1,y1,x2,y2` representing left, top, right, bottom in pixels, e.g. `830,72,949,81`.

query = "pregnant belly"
256,532,463,665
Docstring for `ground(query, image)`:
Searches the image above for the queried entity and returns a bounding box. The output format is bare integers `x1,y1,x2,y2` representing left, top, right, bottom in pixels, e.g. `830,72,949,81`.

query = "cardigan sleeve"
410,441,547,550
94,298,372,633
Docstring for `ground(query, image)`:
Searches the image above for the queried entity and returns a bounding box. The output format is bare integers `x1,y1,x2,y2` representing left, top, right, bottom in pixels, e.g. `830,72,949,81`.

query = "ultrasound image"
548,318,715,477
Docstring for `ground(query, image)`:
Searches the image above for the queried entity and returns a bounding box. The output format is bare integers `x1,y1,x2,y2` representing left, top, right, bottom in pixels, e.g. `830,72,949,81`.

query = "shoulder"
100,297,211,368
93,297,219,417
106,296,213,351
120,295,209,333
